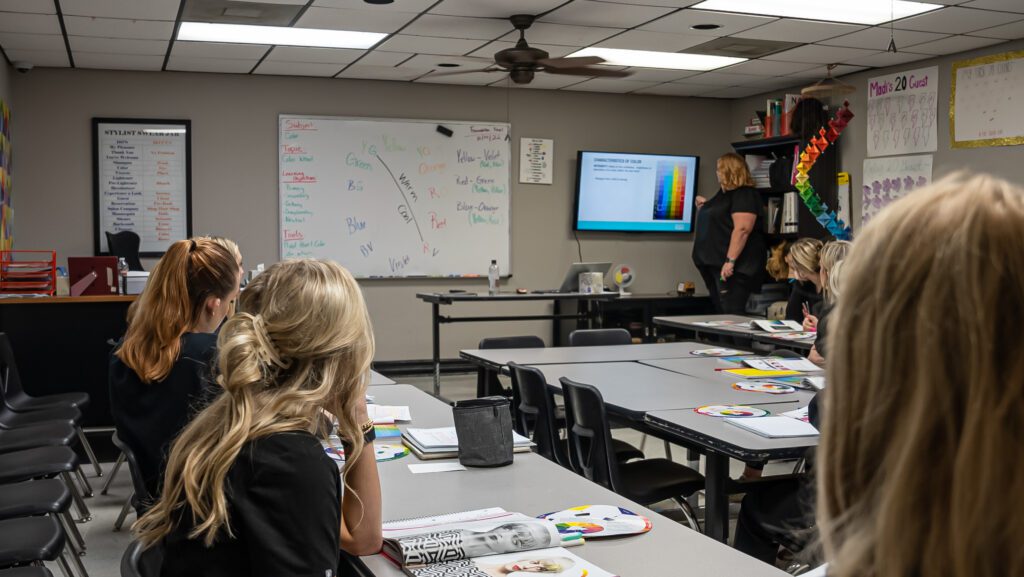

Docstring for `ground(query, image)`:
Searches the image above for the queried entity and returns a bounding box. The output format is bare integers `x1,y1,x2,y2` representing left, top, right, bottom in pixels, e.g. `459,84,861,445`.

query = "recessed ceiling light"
437,63,460,68
691,23,722,30
691,0,942,25
177,22,387,49
567,47,745,71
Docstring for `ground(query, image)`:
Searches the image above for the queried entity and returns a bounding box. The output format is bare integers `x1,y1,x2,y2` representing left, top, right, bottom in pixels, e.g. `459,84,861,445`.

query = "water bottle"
117,257,129,295
488,259,499,295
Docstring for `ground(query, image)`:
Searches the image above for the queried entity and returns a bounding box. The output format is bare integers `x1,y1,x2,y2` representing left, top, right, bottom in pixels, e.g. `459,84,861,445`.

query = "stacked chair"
0,333,93,577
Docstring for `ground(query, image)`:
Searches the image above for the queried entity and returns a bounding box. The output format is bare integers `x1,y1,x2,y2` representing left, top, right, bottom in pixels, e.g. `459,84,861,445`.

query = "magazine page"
405,547,617,577
384,512,562,567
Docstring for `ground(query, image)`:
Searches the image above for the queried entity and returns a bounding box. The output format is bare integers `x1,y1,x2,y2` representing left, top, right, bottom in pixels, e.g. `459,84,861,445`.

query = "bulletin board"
951,50,1024,149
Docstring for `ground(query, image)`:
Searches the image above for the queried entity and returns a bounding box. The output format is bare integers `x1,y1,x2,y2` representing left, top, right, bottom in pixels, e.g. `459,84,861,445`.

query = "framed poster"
93,118,192,256
951,50,1024,149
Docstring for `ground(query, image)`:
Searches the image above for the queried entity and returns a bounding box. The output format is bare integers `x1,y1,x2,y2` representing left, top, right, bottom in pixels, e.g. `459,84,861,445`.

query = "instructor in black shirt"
692,153,767,314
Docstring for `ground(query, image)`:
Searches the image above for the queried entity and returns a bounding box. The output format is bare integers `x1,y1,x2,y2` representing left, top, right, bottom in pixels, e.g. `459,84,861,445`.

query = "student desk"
653,314,763,340
639,357,823,385
369,370,396,385
645,401,817,543
459,340,719,372
750,332,815,352
358,384,787,577
416,292,618,395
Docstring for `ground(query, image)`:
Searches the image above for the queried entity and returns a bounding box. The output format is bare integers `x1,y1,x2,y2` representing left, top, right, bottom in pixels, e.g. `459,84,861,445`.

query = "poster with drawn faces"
867,66,939,157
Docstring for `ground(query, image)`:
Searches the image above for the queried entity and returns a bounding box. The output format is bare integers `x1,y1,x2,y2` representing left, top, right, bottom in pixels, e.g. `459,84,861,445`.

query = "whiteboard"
93,118,192,255
278,116,511,278
952,50,1024,148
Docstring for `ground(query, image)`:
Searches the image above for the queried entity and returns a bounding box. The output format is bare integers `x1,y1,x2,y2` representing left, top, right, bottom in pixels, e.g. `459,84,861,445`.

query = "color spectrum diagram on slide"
653,160,688,220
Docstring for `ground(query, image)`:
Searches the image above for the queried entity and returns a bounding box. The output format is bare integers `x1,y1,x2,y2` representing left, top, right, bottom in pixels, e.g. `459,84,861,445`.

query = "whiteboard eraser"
436,125,453,137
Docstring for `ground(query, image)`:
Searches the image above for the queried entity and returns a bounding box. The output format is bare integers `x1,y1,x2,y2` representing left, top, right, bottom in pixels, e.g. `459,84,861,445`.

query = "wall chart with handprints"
278,116,511,278
867,66,938,157
862,154,933,225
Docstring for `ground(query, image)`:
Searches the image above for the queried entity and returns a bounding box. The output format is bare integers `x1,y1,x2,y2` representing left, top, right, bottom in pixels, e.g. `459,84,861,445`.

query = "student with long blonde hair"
819,173,1024,577
784,237,824,322
110,237,242,499
135,259,383,575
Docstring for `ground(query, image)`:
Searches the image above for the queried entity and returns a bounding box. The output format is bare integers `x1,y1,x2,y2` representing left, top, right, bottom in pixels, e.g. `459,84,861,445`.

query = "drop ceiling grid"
0,0,1017,98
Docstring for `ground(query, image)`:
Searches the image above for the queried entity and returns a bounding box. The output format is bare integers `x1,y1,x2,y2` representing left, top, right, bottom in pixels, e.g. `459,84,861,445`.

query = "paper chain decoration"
792,101,855,240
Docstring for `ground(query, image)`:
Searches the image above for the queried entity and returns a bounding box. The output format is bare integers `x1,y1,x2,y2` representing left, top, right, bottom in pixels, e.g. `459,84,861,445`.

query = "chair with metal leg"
476,336,545,399
0,515,82,577
0,408,98,491
0,567,54,577
111,434,153,532
0,447,91,524
0,423,93,499
119,540,162,577
0,479,86,558
567,328,631,347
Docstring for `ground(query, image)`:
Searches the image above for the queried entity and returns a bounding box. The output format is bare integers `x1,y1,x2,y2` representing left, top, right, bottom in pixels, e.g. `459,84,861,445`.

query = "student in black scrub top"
134,259,382,577
783,238,824,323
109,237,243,500
692,153,767,314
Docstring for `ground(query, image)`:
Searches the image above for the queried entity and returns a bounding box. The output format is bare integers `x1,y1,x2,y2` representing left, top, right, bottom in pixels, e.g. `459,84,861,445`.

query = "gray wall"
730,38,1023,232
0,61,11,107
11,69,732,360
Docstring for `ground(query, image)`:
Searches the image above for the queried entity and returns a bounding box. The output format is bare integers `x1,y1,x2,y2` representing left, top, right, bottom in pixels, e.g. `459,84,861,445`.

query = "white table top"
654,314,762,335
360,384,787,577
460,341,726,369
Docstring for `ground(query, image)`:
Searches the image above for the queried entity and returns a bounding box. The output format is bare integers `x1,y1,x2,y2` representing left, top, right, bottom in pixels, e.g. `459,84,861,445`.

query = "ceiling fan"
424,14,632,85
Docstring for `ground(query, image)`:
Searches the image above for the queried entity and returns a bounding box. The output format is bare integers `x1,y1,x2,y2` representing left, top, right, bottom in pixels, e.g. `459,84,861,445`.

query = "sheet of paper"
743,358,820,372
408,463,468,474
367,404,412,424
867,66,938,156
862,154,933,225
781,406,810,422
726,416,819,438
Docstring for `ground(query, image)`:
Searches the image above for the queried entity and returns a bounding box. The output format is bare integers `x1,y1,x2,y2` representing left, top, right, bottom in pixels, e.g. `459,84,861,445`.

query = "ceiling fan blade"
537,56,605,69
421,66,502,78
545,67,633,78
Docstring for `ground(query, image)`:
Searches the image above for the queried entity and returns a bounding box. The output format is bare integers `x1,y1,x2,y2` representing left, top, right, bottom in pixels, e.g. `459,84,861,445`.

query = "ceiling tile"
701,85,771,98
541,1,674,28
357,50,413,66
620,67,702,82
74,52,163,71
820,27,949,49
742,76,806,90
906,34,1006,54
63,16,174,40
972,19,1024,39
593,0,702,6
895,6,1024,34
313,0,435,9
3,48,68,67
59,0,179,20
264,46,365,64
400,53,494,71
376,34,486,55
734,19,864,44
633,81,715,95
416,70,504,85
640,9,776,36
0,12,60,35
594,29,709,51
960,0,1024,13
402,15,513,40
564,78,660,93
166,56,258,74
716,59,818,76
430,0,567,18
839,50,934,67
0,1,54,13
680,70,768,85
69,36,168,56
762,44,877,64
498,22,623,46
469,41,580,60
0,32,64,51
337,64,424,80
296,7,418,33
496,74,591,89
254,60,344,77
172,41,270,60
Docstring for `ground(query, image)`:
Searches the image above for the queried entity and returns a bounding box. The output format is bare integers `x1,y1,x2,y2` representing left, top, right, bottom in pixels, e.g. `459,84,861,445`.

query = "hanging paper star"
790,100,854,240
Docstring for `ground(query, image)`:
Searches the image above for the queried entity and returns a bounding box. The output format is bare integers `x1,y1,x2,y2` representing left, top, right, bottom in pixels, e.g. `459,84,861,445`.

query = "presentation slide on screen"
577,152,697,232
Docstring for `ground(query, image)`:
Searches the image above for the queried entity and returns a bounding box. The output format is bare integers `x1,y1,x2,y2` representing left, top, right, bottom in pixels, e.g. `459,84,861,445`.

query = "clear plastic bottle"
117,257,129,295
488,259,499,295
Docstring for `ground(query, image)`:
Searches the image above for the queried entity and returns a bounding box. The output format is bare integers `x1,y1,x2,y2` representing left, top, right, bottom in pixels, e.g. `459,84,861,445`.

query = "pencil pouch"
452,396,514,467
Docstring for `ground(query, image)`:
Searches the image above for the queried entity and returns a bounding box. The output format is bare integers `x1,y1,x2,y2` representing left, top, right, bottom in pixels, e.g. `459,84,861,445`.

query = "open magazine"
381,508,616,577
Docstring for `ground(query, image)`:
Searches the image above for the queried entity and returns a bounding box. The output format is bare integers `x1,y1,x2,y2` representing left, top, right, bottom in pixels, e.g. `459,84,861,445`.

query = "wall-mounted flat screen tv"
574,151,699,233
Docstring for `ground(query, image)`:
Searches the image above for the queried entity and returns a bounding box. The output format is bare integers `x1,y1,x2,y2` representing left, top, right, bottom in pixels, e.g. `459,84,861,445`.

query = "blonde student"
135,259,383,576
820,173,1024,577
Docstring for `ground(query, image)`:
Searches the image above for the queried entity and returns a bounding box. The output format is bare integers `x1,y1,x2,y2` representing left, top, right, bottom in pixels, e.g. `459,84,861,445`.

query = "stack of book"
402,427,533,460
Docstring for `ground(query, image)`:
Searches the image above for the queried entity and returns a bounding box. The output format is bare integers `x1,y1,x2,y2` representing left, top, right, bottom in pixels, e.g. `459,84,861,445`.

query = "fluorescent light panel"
177,22,386,49
691,0,942,25
568,47,745,71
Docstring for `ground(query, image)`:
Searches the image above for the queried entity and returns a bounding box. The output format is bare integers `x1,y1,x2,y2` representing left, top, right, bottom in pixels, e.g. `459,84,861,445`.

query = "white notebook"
726,416,819,438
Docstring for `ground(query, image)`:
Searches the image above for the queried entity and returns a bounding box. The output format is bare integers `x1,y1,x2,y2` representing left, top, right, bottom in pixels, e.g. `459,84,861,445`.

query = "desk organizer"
0,250,57,296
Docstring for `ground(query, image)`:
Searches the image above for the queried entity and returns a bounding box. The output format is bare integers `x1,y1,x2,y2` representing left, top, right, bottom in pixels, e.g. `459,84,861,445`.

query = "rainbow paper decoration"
792,101,854,240
0,99,11,251
653,160,687,220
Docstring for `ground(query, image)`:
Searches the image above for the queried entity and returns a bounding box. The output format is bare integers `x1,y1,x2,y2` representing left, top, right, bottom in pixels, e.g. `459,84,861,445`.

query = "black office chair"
508,363,643,471
0,334,90,412
105,231,144,272
0,404,100,482
112,433,153,531
120,540,163,577
568,328,632,347
560,377,704,531
476,336,545,398
0,422,77,455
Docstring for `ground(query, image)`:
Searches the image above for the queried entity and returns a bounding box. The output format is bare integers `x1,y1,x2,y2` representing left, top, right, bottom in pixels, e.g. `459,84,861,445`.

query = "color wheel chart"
652,160,687,220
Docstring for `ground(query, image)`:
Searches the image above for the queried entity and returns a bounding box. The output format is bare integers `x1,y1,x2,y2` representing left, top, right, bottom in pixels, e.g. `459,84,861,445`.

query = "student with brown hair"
109,237,242,499
819,172,1024,577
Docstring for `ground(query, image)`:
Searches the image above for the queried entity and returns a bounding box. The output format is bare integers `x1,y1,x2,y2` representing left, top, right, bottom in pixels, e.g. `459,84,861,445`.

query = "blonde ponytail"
135,259,375,547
